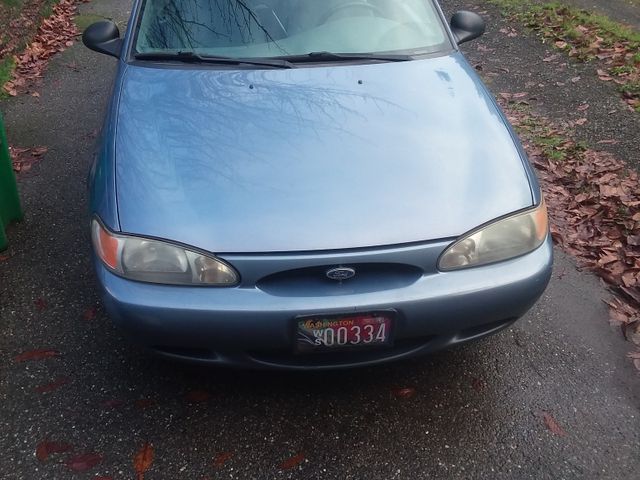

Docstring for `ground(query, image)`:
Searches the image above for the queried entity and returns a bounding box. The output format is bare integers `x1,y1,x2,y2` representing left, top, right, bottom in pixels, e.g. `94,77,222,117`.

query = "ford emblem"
326,267,356,281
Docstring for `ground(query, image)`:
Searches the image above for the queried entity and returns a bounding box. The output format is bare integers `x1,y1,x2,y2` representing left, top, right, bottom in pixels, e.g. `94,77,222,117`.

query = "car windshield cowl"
134,50,415,67
279,51,414,63
133,51,296,69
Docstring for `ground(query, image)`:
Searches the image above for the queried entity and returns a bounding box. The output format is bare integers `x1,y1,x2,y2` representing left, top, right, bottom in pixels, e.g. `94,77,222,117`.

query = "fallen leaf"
213,452,234,469
575,118,588,126
0,254,10,262
135,399,157,409
185,390,211,403
280,452,305,470
34,298,47,311
628,352,640,371
14,349,60,362
391,387,416,399
35,441,73,461
65,453,103,472
35,376,70,393
542,412,567,436
102,399,125,408
471,378,485,392
82,306,97,321
133,443,154,480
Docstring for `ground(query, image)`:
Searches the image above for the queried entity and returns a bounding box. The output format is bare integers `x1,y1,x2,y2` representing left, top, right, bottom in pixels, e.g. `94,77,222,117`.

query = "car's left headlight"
91,219,239,286
438,199,548,271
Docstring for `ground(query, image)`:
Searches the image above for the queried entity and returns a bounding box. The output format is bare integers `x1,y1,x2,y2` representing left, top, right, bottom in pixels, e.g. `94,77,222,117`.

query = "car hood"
115,53,533,253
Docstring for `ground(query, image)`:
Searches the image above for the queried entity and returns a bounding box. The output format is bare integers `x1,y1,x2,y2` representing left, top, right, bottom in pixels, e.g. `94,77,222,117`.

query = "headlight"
91,219,239,286
438,200,548,271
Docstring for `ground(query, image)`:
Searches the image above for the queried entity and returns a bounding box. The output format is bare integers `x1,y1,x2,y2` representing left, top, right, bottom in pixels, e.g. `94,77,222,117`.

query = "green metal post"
0,111,22,251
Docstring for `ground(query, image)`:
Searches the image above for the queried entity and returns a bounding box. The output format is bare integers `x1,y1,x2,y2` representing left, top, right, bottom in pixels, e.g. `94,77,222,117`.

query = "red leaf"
82,306,97,321
542,412,567,436
34,298,47,311
135,399,157,410
102,399,125,409
0,254,10,262
280,452,305,470
185,390,211,403
213,451,234,469
471,378,485,392
14,349,60,362
35,376,70,393
391,387,416,399
35,441,73,461
133,443,154,480
65,452,103,472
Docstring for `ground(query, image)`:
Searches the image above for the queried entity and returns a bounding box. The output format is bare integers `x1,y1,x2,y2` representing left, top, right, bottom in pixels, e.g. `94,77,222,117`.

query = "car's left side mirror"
450,11,486,45
83,20,123,58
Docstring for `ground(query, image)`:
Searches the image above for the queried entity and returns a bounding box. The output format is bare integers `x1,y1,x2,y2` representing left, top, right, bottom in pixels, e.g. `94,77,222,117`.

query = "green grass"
75,13,108,32
0,57,15,98
0,0,22,8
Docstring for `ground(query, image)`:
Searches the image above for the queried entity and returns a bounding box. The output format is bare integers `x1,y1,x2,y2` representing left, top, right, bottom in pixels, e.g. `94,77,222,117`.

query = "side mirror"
82,21,122,58
450,11,486,45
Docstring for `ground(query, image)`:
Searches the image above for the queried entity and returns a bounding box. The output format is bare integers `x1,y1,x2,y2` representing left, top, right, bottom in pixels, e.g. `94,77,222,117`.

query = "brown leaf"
14,349,60,362
102,399,125,408
471,378,485,392
213,452,234,469
65,453,103,472
542,412,566,436
34,297,47,311
280,452,305,470
628,352,640,371
135,398,157,410
35,376,70,393
623,321,640,347
82,306,97,321
133,443,154,480
627,236,640,247
575,118,588,126
391,387,416,399
185,390,211,403
0,254,11,262
36,441,73,461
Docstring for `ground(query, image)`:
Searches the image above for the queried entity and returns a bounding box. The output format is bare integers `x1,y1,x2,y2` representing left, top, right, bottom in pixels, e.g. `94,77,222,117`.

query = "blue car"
83,0,552,369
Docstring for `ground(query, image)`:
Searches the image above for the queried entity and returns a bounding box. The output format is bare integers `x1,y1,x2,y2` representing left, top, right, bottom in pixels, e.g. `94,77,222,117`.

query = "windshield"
133,0,450,59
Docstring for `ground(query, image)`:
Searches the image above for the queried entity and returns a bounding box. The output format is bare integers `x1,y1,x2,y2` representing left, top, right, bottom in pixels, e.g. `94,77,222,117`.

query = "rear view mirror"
83,21,122,58
450,11,486,45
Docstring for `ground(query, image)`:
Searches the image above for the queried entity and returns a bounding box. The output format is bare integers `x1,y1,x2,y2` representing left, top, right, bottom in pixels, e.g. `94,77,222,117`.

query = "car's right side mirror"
82,20,123,58
450,11,486,45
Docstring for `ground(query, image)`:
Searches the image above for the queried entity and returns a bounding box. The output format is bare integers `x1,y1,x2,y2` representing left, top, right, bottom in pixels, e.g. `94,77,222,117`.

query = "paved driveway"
0,0,639,478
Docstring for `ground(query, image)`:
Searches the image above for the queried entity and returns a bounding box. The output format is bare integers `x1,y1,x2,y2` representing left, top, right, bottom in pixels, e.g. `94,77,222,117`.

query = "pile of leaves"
9,145,48,174
0,0,44,61
502,2,640,111
3,0,79,96
501,98,640,369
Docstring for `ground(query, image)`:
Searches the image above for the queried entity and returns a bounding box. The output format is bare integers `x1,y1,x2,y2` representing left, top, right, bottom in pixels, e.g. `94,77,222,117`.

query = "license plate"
295,312,394,353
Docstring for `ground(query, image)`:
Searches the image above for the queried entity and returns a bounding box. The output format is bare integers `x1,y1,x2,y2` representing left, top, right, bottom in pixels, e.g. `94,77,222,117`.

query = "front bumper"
95,237,553,370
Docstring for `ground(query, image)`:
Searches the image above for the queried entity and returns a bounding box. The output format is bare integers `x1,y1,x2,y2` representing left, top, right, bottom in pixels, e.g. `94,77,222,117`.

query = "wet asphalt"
0,0,639,479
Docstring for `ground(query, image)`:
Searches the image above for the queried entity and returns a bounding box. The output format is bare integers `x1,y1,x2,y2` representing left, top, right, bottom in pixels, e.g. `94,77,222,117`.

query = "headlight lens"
91,219,239,286
438,200,548,271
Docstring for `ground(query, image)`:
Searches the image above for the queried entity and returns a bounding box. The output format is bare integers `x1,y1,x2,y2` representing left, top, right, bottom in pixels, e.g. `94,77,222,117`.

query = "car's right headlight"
438,199,548,271
91,219,239,286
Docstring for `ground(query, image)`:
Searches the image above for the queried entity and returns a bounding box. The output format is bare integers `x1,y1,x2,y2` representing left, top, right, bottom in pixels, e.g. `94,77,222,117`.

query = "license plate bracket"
294,311,395,354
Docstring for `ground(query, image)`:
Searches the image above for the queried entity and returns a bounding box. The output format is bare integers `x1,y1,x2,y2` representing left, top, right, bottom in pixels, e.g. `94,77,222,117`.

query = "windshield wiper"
282,51,413,63
134,51,295,69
